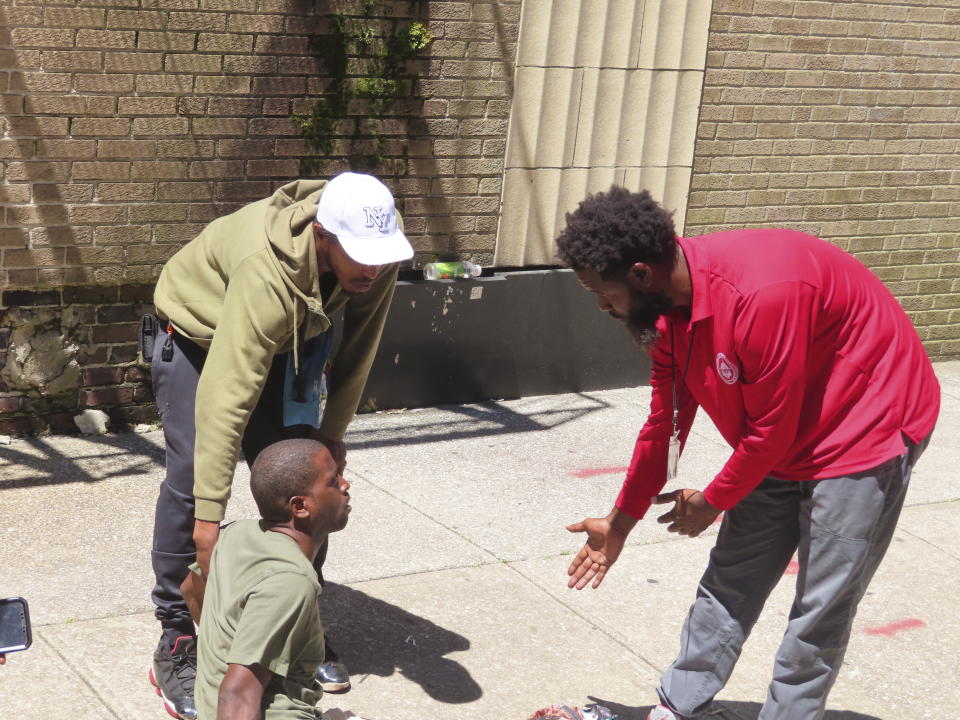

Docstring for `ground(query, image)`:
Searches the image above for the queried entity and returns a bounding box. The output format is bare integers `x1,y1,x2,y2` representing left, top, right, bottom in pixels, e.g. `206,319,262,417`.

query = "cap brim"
337,228,414,266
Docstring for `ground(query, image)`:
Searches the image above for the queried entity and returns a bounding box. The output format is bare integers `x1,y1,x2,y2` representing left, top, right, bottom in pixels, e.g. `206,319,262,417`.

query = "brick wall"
0,285,155,435
403,0,518,264
0,0,519,289
0,0,519,432
685,0,960,359
4,0,958,431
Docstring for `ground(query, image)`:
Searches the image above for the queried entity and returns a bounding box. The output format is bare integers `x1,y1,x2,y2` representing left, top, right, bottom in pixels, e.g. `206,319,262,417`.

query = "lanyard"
667,319,696,481
670,320,697,433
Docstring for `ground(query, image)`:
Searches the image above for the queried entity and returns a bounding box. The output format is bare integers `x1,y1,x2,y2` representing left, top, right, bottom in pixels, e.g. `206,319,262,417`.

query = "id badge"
667,431,681,481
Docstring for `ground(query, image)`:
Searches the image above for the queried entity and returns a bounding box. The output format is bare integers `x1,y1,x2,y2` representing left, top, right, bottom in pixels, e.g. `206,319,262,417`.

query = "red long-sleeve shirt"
617,229,940,519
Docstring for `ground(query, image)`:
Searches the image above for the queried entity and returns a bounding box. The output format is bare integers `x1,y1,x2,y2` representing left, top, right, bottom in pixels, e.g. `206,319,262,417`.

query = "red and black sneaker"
148,635,197,720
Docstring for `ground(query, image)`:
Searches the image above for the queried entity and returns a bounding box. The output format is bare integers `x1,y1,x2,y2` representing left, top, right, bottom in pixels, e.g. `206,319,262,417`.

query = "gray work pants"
658,434,929,720
150,332,325,642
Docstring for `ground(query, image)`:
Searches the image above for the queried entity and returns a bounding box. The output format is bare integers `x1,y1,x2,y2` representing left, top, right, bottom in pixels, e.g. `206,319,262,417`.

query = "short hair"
555,186,677,278
250,439,332,523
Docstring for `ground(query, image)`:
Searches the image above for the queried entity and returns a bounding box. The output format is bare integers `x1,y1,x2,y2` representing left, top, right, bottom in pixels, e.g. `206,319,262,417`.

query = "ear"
288,495,310,520
626,262,651,290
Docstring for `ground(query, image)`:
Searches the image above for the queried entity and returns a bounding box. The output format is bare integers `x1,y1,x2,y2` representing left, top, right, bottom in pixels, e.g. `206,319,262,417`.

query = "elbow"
217,680,261,719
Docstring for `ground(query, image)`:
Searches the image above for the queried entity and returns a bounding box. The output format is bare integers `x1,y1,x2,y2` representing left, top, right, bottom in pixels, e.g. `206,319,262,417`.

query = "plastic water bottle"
422,261,482,280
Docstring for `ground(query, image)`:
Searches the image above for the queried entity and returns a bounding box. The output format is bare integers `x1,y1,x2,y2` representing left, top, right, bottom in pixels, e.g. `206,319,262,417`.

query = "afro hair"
555,186,677,278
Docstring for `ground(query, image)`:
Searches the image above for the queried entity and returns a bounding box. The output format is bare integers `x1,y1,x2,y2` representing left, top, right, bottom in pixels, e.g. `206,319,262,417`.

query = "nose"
339,476,351,493
362,264,379,280
596,294,612,312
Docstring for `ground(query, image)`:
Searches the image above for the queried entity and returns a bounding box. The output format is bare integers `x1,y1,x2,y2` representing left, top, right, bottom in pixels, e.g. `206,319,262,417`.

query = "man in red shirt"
557,187,939,720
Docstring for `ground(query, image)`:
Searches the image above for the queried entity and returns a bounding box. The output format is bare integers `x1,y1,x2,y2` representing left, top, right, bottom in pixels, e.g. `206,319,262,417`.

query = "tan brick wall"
0,0,519,429
0,0,519,288
685,0,960,360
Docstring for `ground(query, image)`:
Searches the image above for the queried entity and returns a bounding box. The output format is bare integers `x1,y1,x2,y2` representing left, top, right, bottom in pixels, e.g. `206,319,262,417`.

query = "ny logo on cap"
362,206,391,234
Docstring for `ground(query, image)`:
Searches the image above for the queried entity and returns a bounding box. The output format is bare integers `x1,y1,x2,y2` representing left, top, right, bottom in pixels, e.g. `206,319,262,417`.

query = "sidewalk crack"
348,468,502,563
504,561,663,676
37,632,123,719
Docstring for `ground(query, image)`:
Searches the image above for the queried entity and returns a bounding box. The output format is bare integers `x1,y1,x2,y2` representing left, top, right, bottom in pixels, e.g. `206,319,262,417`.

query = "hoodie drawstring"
292,306,309,401
291,299,301,376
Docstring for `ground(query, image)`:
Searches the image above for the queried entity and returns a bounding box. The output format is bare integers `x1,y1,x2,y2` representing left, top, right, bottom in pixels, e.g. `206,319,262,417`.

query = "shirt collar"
678,236,712,324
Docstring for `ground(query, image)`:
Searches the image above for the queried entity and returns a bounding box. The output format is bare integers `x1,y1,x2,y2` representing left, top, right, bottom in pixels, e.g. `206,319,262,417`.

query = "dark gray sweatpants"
658,435,930,720
150,332,324,641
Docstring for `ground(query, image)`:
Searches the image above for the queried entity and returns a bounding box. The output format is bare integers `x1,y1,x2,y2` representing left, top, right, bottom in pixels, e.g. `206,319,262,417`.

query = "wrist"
193,519,220,542
700,486,723,512
606,506,639,535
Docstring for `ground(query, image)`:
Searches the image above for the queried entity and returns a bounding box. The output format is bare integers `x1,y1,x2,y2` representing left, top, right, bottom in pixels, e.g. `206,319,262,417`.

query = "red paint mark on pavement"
865,618,926,636
784,560,800,575
570,466,629,478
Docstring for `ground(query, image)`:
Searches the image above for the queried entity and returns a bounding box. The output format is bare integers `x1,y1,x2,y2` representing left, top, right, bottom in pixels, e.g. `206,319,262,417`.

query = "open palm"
565,516,627,590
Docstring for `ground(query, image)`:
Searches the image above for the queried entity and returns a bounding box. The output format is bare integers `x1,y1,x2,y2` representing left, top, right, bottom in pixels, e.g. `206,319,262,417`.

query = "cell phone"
0,597,32,654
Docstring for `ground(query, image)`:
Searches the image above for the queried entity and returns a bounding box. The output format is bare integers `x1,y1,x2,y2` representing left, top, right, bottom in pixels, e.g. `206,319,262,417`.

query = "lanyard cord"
670,320,697,433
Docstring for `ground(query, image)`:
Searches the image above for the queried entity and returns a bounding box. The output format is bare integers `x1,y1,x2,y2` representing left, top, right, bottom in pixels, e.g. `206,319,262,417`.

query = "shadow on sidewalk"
717,701,881,720
586,696,881,720
320,582,482,704
348,394,614,451
0,394,614,487
0,431,164,490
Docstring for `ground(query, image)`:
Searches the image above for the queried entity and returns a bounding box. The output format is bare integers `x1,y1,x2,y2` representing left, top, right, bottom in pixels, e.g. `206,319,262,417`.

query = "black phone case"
0,596,31,653
139,314,158,363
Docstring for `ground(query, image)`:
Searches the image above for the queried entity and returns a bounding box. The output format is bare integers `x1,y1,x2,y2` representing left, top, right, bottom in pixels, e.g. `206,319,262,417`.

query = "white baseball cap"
315,172,413,266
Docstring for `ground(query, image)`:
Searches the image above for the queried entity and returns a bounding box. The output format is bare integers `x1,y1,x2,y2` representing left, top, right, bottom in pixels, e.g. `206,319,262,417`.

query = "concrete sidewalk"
1,362,958,720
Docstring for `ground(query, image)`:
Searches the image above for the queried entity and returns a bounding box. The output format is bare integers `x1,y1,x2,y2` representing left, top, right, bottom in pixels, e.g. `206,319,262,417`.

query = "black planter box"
357,268,650,411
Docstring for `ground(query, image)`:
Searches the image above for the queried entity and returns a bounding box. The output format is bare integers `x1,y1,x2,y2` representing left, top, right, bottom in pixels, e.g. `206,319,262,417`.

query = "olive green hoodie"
155,179,399,522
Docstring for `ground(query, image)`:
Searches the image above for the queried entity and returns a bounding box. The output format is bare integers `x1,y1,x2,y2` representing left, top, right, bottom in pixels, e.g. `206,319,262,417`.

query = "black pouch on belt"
139,314,159,363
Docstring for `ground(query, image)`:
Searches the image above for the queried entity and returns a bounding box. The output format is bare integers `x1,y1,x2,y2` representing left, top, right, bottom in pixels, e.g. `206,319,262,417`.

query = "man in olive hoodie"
147,173,412,720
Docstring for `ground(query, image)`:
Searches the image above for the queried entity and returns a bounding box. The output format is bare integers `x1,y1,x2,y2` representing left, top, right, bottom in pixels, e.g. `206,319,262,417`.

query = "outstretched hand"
565,517,628,590
653,489,720,537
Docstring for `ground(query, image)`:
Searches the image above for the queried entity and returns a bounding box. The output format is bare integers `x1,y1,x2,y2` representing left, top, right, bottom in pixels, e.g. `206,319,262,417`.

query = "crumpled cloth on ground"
528,703,617,720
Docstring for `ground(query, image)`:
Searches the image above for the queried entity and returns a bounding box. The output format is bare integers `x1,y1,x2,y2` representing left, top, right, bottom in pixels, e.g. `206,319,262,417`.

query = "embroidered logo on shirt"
716,353,739,384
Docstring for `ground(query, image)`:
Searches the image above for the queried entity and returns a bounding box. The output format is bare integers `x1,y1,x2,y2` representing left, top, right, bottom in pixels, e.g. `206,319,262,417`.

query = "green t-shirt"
195,519,325,720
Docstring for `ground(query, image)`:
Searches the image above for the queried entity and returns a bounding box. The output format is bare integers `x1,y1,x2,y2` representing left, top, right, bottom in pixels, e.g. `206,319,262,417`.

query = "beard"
624,289,674,350
339,276,374,296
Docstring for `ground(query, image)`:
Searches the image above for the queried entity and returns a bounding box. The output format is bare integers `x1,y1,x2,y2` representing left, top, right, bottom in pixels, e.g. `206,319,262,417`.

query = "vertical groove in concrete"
36,631,125,720
495,0,713,266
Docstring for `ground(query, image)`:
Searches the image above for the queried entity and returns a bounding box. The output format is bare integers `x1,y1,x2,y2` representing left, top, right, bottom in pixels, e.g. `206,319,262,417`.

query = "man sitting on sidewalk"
182,439,351,720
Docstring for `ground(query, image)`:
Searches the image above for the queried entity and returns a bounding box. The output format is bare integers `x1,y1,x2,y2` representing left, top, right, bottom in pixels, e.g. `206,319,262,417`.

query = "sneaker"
317,636,350,692
647,706,681,720
149,635,198,720
316,659,351,692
